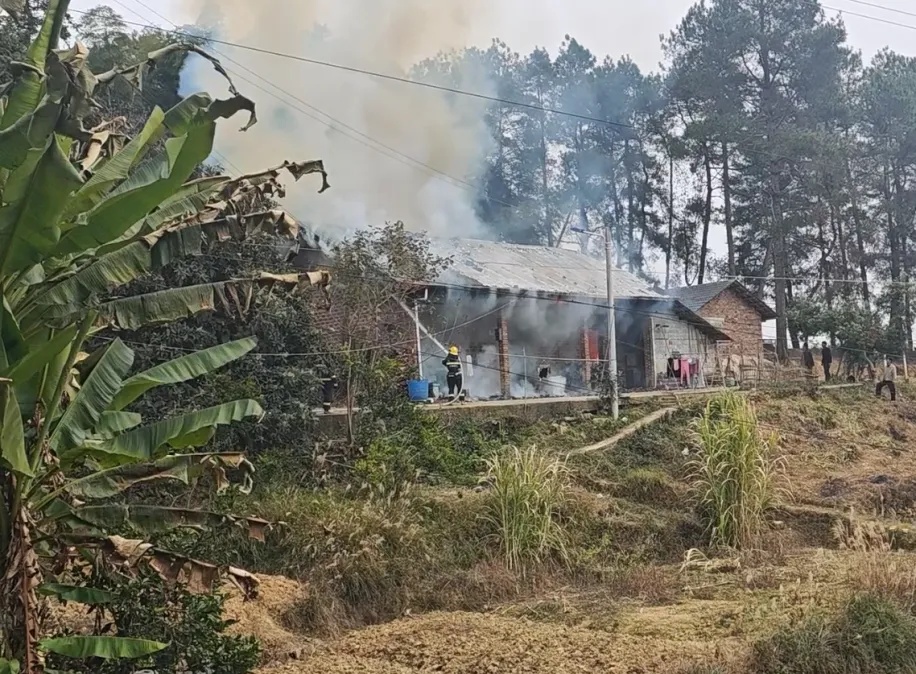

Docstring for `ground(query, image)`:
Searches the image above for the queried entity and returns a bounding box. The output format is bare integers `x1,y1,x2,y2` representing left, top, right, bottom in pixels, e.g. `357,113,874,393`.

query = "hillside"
210,385,916,673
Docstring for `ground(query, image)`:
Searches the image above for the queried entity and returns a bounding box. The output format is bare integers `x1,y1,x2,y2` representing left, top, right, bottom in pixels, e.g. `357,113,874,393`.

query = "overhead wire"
66,4,895,182
109,0,514,207
72,2,911,360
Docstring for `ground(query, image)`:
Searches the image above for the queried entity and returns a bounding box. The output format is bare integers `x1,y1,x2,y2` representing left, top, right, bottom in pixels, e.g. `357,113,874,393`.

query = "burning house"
296,236,731,398
409,239,730,397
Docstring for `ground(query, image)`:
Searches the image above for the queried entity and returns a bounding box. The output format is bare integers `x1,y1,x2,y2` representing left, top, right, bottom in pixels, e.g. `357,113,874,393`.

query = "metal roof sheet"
429,238,661,299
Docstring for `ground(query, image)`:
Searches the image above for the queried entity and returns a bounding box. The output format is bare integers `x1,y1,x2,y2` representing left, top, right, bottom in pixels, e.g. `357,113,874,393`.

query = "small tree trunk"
698,145,713,284
722,141,736,277
666,153,674,290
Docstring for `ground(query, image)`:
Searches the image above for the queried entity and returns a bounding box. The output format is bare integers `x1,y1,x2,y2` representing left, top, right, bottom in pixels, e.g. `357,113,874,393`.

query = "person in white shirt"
876,357,897,401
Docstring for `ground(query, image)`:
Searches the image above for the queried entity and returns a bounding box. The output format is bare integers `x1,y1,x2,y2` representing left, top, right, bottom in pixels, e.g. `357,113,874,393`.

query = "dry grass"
835,513,916,613
605,564,680,604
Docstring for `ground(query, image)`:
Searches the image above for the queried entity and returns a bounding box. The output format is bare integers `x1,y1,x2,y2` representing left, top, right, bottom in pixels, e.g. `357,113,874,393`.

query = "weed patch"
836,516,916,613
614,467,681,508
691,393,782,549
752,594,916,674
483,446,572,576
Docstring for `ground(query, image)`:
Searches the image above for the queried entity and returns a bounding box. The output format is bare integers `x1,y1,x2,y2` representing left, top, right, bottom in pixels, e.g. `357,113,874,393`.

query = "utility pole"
413,300,423,379
605,223,618,419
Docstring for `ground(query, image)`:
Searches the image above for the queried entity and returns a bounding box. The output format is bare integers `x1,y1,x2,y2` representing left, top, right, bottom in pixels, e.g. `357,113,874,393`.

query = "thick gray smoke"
176,0,504,240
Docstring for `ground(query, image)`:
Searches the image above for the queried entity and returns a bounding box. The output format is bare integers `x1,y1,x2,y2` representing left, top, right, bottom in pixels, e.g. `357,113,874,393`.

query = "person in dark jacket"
803,343,815,375
442,345,463,400
320,373,339,414
821,342,833,382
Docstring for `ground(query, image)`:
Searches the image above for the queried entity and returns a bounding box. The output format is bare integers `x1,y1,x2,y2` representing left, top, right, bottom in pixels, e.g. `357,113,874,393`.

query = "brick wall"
696,288,763,356
307,287,417,366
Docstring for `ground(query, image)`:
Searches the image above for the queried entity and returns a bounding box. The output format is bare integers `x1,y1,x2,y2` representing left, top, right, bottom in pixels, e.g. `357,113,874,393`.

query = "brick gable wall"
695,288,763,356
307,287,417,365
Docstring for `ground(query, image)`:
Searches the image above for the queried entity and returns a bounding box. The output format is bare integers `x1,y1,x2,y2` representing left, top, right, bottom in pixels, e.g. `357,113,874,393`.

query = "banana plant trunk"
0,485,42,672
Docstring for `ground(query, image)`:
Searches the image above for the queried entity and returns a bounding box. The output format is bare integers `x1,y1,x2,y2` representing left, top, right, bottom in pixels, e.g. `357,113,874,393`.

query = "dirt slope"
239,387,916,673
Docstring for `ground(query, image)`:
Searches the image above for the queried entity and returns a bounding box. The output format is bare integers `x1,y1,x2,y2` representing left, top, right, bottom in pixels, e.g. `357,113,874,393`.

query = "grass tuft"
691,393,781,549
836,513,916,614
483,446,571,576
752,594,916,674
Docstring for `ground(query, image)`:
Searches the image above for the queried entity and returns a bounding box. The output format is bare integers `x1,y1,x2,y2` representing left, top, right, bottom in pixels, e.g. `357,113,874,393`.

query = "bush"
483,446,571,576
752,594,916,674
47,573,259,674
691,393,781,549
355,398,482,488
280,486,430,633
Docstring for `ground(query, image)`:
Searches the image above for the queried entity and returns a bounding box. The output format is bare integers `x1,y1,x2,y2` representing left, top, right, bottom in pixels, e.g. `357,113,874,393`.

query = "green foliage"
0,0,324,664
690,393,780,549
112,234,326,460
46,573,259,674
752,595,916,674
354,358,484,489
483,446,571,575
788,298,893,371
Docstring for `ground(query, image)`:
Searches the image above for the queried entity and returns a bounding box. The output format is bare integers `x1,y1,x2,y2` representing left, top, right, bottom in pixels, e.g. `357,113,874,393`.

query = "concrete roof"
429,238,661,299
667,280,778,320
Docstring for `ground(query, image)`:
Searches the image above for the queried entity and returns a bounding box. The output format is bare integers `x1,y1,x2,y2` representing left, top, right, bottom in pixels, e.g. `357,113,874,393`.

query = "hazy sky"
70,0,916,72
68,0,916,337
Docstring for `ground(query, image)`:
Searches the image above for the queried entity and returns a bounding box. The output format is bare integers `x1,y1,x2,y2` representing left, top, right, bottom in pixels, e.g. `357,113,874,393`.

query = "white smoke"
174,0,504,240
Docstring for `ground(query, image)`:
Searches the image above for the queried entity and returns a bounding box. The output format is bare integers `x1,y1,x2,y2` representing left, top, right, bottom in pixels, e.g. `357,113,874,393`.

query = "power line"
844,0,916,20
823,2,916,31
70,4,908,203
111,0,514,208
81,4,916,306
70,7,635,131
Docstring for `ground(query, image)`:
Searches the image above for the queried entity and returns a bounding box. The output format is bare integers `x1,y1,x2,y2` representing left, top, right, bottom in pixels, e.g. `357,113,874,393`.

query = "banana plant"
0,1,328,670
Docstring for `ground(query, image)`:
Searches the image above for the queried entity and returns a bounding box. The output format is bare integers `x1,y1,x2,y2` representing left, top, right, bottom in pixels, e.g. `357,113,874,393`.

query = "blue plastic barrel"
407,379,429,401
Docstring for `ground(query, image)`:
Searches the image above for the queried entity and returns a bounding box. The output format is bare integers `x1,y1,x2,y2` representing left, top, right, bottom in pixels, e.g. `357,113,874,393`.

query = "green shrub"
47,573,259,674
355,436,418,494
483,446,571,576
355,404,482,488
691,393,780,549
753,594,916,674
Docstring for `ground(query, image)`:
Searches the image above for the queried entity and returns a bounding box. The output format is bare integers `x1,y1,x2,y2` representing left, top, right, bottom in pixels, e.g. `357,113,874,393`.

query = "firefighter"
442,345,463,400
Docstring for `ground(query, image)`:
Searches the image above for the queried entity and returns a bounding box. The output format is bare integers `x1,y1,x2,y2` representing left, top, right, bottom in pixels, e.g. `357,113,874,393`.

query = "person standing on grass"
876,356,897,401
821,341,833,382
803,343,815,376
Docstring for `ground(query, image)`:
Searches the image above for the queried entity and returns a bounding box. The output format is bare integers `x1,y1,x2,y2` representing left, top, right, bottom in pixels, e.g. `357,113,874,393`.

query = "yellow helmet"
449,345,458,355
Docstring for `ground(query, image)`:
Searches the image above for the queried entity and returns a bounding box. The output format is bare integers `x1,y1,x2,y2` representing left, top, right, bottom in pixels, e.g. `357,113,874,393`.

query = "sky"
69,0,916,72
67,0,916,340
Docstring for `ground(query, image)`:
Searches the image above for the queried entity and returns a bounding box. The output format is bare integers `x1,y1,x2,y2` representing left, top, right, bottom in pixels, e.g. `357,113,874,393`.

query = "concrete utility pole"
605,223,618,420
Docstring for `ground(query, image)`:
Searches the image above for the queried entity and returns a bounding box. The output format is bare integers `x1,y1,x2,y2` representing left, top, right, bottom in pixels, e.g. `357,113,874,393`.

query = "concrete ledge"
313,387,729,437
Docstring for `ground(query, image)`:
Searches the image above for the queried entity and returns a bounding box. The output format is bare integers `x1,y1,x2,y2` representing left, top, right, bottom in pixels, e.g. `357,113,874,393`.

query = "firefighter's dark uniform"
442,353,462,397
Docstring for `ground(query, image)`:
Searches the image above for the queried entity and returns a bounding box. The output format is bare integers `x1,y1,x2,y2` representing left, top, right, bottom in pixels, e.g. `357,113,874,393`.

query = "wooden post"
904,350,909,380
497,312,510,398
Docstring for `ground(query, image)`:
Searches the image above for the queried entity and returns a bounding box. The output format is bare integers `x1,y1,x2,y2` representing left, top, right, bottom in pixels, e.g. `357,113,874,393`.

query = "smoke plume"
175,0,505,241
